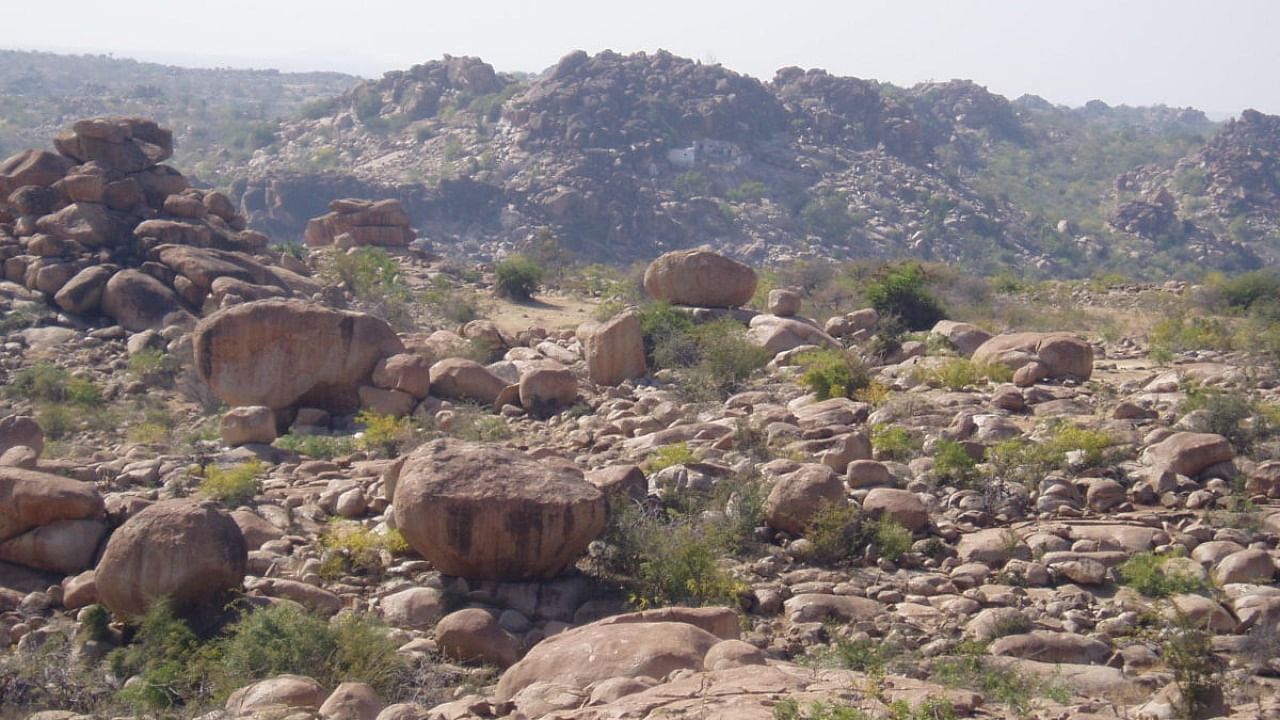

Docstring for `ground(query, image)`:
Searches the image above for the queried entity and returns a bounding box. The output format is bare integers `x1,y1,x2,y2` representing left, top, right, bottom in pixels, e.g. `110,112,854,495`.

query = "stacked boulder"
972,331,1094,386
303,198,415,248
0,117,313,331
0,467,106,578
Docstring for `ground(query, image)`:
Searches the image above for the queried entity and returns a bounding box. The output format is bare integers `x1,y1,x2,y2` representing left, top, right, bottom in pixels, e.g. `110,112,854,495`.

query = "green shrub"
1213,269,1280,312
871,424,919,461
323,247,411,325
806,635,900,675
932,440,980,487
355,410,418,456
197,460,263,507
1181,383,1270,451
913,358,1012,390
803,503,868,566
445,404,513,442
796,349,869,400
652,318,770,400
1117,552,1210,598
637,302,695,360
985,423,1116,488
213,604,403,699
930,640,1068,713
1161,611,1225,719
1149,313,1233,355
274,433,358,459
107,599,206,711
318,521,410,579
864,264,946,331
773,699,873,720
644,442,698,473
494,255,544,301
726,180,767,202
127,349,178,385
873,516,913,562
7,363,103,406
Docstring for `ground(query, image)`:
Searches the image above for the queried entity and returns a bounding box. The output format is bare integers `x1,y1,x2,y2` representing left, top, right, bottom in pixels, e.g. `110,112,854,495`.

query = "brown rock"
35,202,119,247
930,320,993,357
320,682,385,720
577,311,647,386
54,117,173,173
220,406,278,446
747,315,841,355
972,332,1093,381
392,439,606,580
0,467,103,543
0,415,44,459
496,619,721,700
518,362,578,417
643,249,757,308
225,675,327,717
0,518,107,574
861,488,928,531
53,265,112,315
95,499,247,618
1145,432,1234,477
358,386,416,417
428,358,508,405
193,299,404,413
371,354,432,399
764,464,846,534
101,269,192,332
0,150,73,195
435,608,521,667
767,289,802,317
380,587,445,629
585,465,648,503
988,631,1111,665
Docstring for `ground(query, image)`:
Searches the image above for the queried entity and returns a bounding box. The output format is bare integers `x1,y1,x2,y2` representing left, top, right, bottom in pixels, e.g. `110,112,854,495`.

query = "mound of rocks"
392,439,606,580
95,498,247,618
193,299,405,414
0,116,307,331
643,249,757,308
303,198,415,248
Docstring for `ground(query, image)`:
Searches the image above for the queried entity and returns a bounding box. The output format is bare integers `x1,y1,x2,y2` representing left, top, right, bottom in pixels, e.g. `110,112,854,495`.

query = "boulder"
767,289,802,317
35,202,119,247
703,639,767,670
435,608,521,667
519,362,578,416
428,358,509,406
764,464,846,535
220,406,278,447
380,587,445,629
747,315,842,355
1145,432,1235,477
358,386,416,417
972,332,1093,382
0,150,73,195
392,439,606,580
53,265,113,315
585,465,648,503
930,320,993,357
0,467,104,543
193,299,404,413
101,269,192,332
783,593,882,624
577,311,647,386
988,631,1112,665
319,683,384,720
861,488,928,532
304,199,414,248
1213,548,1276,585
225,675,327,717
496,619,721,700
0,518,107,574
642,249,757,307
371,354,432,399
0,415,44,459
54,116,173,173
95,499,247,617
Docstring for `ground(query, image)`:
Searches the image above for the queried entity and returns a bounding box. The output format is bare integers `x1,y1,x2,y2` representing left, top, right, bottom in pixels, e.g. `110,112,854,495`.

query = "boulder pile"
303,198,416,248
0,117,316,331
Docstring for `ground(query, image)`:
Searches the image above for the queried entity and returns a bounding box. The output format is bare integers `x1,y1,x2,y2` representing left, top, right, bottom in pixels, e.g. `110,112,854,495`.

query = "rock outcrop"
303,198,415,248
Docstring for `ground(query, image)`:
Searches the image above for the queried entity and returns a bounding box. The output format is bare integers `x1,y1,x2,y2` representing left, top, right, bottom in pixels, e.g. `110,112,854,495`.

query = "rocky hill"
224,51,1280,278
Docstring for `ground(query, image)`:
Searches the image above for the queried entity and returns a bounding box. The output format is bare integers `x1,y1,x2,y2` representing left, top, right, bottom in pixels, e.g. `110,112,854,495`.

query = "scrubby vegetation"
195,460,264,507
494,255,545,301
797,349,870,400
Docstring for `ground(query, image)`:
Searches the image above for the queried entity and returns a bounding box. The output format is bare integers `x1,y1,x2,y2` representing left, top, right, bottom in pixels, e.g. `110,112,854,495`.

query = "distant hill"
5,48,1280,278
0,49,359,183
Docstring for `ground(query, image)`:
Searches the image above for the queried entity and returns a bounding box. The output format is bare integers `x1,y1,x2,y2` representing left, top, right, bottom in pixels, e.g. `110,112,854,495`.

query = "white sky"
6,0,1278,116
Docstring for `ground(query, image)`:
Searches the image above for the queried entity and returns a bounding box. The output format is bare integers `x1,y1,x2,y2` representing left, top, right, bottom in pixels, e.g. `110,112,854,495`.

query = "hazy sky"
7,0,1279,115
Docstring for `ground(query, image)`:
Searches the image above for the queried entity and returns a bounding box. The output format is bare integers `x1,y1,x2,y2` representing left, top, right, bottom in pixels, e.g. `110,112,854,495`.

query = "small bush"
355,410,418,456
985,423,1116,488
1117,552,1210,598
871,424,919,461
319,521,410,579
652,318,770,400
864,264,946,331
1161,612,1226,719
932,440,980,487
914,358,1012,390
127,349,178,385
494,255,544,301
445,405,513,442
1149,313,1233,355
323,247,411,325
7,362,103,406
796,349,870,400
930,640,1068,713
197,460,263,507
773,699,874,720
644,442,697,473
274,433,358,459
873,516,913,562
107,598,206,711
804,503,869,566
1181,383,1270,452
637,302,695,362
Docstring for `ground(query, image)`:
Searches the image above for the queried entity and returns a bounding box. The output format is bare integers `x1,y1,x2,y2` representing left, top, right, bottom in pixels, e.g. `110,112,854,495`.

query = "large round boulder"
643,249,757,308
764,464,846,535
193,299,404,413
101,269,193,331
496,619,721,700
95,499,247,618
972,332,1093,383
392,439,606,580
428,358,509,406
0,466,104,543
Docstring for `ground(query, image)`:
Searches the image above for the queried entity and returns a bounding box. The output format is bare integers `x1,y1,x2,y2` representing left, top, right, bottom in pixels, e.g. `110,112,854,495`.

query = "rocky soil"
4,120,1280,720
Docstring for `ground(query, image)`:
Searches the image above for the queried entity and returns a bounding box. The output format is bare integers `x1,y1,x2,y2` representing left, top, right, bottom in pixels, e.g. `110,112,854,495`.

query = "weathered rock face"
220,406,278,447
434,608,522,667
0,415,44,459
392,439,606,580
0,467,105,575
518,362,578,417
0,149,75,196
748,315,842,355
1145,432,1235,477
428,358,509,405
643,249,757,308
193,299,404,413
577,311,647,386
304,198,415,248
101,269,193,331
496,619,722,700
861,488,929,532
972,332,1093,383
95,499,247,618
